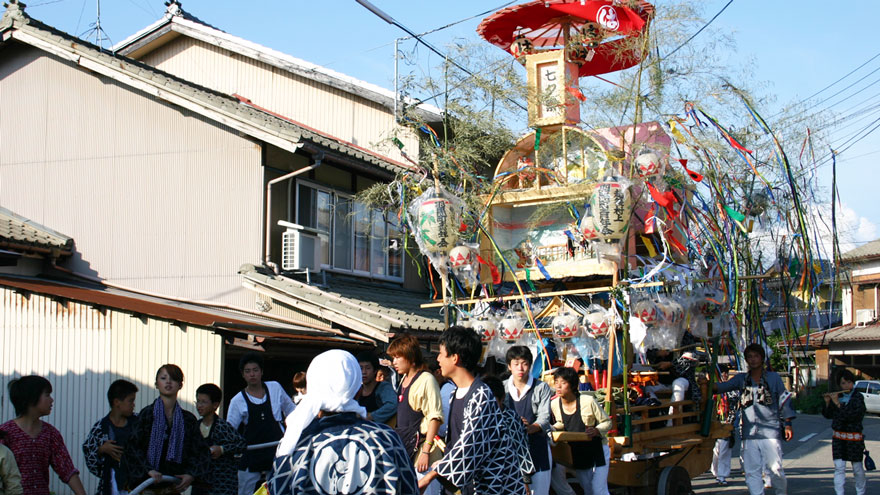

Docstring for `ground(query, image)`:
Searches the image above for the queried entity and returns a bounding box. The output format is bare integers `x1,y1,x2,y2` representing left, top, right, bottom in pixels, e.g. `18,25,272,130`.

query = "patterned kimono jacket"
192,416,247,495
499,407,535,483
433,380,527,495
267,412,418,495
82,415,137,495
822,390,866,462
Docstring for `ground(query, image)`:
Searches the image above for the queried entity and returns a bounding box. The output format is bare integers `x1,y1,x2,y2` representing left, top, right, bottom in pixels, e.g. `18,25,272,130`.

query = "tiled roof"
0,206,73,253
239,264,445,343
809,323,880,345
0,2,413,176
841,239,880,263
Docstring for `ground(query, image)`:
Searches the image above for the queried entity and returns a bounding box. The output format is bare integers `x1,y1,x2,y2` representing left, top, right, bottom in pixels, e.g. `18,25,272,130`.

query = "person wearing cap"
267,350,418,495
704,343,795,495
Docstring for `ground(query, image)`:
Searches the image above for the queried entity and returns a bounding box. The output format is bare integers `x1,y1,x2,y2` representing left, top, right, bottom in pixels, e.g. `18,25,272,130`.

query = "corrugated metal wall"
0,285,223,495
139,36,421,166
0,44,263,306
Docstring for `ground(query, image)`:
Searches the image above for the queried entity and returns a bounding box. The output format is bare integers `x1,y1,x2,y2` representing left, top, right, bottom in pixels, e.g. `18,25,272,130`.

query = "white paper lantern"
499,313,526,341
472,317,496,342
590,176,633,242
416,197,460,254
448,245,474,269
635,152,663,177
584,308,610,338
552,312,581,339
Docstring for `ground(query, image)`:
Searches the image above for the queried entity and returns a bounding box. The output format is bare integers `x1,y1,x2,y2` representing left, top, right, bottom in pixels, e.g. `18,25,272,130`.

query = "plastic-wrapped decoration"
408,187,463,257
635,150,665,178
552,311,582,339
584,304,611,338
472,317,497,343
631,297,659,328
448,244,481,288
590,176,633,243
499,309,526,341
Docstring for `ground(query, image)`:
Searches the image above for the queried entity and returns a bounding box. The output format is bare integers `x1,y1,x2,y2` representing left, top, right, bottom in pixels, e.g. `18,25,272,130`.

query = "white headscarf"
275,349,367,457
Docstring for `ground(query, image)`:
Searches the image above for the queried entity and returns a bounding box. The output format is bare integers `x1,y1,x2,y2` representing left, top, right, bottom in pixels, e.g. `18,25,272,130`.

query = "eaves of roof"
809,323,880,345
0,5,412,175
239,264,445,344
841,239,880,263
0,205,73,255
112,6,443,123
0,273,361,345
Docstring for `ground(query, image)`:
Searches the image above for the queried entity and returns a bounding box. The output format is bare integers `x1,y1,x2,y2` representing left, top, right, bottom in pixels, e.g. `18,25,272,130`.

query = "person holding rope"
227,353,295,495
704,344,795,495
194,384,246,495
267,350,418,495
119,365,210,494
823,369,868,495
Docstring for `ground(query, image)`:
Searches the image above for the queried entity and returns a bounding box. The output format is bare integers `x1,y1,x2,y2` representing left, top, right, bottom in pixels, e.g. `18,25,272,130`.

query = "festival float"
383,1,823,493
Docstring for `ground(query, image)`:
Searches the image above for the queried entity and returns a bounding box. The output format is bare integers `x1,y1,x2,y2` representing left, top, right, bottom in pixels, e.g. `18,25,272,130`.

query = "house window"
296,181,403,281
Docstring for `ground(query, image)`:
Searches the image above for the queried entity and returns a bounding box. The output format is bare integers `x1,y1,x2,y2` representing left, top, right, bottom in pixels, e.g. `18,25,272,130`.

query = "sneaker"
716,478,727,485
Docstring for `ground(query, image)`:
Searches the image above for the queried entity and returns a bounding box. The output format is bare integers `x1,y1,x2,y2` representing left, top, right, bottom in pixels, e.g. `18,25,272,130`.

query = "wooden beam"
419,281,664,308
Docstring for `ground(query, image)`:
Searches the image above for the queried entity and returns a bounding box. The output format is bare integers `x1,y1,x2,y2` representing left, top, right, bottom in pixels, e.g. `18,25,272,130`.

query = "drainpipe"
264,151,324,273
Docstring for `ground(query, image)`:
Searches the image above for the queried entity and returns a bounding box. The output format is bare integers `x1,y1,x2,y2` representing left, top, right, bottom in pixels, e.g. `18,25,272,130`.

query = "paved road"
691,414,880,494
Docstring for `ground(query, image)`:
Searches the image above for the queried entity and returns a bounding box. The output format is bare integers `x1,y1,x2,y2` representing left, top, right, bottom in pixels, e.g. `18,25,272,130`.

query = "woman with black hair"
120,364,210,493
823,369,868,495
0,375,86,495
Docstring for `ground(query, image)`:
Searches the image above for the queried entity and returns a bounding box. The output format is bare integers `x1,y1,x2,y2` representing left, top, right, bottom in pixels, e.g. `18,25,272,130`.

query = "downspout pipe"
264,151,324,273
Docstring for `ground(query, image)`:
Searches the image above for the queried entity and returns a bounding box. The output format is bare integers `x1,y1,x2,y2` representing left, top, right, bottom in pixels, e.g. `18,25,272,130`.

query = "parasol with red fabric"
477,0,654,77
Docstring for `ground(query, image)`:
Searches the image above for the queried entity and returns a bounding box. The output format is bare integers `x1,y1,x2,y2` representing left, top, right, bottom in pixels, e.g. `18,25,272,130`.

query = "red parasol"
477,0,654,77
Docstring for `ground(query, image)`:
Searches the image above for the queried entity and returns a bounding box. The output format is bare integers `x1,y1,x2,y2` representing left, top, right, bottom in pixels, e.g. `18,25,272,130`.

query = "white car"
853,380,880,414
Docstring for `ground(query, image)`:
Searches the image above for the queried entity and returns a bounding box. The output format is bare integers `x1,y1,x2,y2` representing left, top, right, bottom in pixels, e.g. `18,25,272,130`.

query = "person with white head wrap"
267,350,418,495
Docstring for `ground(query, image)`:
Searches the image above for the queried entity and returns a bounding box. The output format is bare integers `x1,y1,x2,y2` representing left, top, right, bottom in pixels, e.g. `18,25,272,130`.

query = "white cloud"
745,202,878,264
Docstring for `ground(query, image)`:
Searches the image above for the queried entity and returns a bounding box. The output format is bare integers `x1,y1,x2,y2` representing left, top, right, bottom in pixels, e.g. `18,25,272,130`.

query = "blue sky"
24,0,880,250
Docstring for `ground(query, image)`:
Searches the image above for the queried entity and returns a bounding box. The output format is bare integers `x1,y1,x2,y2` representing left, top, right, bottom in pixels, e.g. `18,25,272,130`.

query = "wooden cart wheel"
656,466,692,495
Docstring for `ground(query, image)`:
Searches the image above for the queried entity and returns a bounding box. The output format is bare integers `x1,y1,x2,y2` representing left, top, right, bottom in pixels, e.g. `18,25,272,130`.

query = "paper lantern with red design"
472,317,497,342
632,298,659,327
552,312,581,339
584,305,610,338
635,151,663,177
499,313,526,341
448,245,474,269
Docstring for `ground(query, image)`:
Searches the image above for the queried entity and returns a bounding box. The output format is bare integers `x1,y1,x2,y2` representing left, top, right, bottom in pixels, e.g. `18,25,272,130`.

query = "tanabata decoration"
472,316,497,343
408,187,464,263
590,176,633,243
632,296,659,327
579,209,600,241
552,311,582,339
647,294,685,350
499,309,526,341
584,303,611,338
635,151,664,178
448,244,481,288
689,288,727,338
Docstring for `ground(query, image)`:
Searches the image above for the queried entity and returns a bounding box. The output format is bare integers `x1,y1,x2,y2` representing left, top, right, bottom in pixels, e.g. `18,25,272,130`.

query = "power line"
771,50,880,118
356,0,526,112
662,0,734,61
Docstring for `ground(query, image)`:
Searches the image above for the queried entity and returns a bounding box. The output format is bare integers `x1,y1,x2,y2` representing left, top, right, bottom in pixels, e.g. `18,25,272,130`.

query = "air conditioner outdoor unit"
855,309,876,327
279,221,320,272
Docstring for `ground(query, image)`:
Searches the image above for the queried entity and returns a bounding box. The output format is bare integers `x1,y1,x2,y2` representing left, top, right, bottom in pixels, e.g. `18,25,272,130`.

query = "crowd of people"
0,328,869,495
